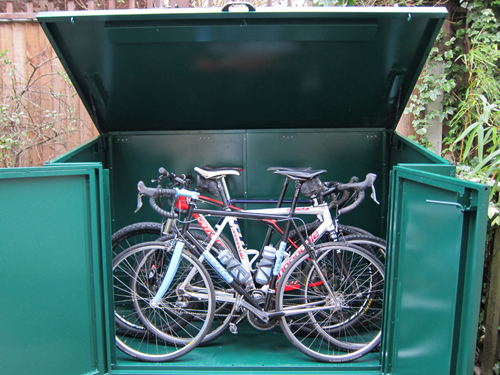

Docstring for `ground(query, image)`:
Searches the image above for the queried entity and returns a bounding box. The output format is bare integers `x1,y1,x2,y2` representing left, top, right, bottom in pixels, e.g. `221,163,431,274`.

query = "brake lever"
370,182,380,205
135,192,144,213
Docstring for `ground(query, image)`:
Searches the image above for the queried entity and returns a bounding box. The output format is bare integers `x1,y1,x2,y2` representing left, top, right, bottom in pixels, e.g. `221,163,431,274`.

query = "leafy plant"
447,8,500,198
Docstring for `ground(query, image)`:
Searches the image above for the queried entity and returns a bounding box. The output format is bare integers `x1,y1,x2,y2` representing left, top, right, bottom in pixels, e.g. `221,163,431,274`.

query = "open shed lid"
37,6,446,133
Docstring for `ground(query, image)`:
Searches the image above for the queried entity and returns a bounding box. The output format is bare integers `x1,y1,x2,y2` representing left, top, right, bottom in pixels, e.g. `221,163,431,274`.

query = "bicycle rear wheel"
276,242,384,363
113,241,215,362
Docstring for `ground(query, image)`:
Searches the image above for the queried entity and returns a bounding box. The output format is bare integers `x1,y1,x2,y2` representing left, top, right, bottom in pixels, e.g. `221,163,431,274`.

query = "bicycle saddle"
271,168,327,180
194,166,241,179
267,167,312,172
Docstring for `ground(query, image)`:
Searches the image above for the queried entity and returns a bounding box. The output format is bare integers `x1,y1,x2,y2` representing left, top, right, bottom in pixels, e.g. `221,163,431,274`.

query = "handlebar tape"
149,197,178,218
137,182,201,218
321,174,377,215
328,176,358,210
137,181,177,218
337,174,377,215
335,173,376,192
138,181,176,198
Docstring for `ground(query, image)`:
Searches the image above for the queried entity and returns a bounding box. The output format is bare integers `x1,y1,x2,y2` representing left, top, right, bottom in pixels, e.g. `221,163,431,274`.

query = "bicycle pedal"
229,323,238,335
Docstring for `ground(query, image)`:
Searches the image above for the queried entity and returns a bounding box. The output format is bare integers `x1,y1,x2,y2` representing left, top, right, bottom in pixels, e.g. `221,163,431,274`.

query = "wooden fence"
0,13,98,167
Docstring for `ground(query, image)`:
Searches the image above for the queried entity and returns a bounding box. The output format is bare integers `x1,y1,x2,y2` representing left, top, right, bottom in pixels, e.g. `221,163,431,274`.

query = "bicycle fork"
150,240,185,307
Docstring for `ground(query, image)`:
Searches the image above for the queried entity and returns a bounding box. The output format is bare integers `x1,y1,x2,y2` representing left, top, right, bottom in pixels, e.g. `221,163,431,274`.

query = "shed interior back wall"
106,128,388,244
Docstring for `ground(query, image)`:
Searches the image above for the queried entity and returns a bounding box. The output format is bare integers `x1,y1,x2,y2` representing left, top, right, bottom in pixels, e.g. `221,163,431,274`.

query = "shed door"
383,166,488,375
0,164,111,375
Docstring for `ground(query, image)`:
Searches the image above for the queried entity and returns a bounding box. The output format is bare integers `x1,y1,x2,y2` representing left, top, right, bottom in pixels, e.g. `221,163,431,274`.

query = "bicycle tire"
112,222,167,258
276,242,384,363
338,234,386,261
113,241,215,362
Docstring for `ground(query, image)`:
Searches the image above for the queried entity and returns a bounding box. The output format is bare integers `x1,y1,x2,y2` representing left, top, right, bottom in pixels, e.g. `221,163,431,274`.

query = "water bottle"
255,246,277,285
218,249,251,284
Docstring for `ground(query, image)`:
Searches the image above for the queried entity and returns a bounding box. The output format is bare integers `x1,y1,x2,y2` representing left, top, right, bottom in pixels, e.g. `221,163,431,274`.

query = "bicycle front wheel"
112,222,165,258
276,243,384,363
113,241,215,362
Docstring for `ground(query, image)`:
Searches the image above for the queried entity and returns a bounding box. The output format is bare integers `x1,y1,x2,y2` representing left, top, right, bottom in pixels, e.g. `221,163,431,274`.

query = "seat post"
220,176,231,202
280,180,303,241
216,176,231,210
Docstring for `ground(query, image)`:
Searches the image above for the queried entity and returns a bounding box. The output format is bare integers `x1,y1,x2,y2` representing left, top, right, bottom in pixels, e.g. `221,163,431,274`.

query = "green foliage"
446,6,500,199
0,49,80,167
403,1,500,202
404,37,459,151
312,0,430,6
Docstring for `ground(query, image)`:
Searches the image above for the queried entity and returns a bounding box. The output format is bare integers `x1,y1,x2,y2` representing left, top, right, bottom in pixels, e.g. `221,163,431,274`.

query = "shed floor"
113,321,381,374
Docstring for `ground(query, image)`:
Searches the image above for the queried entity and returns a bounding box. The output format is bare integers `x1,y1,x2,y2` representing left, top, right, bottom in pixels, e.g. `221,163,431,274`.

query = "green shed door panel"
384,166,488,375
0,165,110,375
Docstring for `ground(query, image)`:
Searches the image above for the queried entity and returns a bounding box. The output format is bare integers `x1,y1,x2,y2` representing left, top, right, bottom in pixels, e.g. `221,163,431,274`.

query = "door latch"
426,200,474,212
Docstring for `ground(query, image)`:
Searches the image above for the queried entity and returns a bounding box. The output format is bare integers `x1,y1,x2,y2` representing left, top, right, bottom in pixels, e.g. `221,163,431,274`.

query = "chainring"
246,296,278,331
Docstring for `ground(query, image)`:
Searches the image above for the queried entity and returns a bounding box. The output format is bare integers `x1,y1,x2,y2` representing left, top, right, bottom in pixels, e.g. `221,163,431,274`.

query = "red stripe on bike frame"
199,195,242,211
284,280,323,291
193,213,227,249
198,195,299,250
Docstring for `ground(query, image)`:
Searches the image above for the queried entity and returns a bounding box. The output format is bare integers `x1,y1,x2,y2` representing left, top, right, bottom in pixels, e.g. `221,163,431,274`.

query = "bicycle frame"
168,201,338,325
151,172,371,318
171,201,336,296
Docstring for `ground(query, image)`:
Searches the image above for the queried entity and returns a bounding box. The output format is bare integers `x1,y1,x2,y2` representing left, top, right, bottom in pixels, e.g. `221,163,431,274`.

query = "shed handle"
222,1,256,12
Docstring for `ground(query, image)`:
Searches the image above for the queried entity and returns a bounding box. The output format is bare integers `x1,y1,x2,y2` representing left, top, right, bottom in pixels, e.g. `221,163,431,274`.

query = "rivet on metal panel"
280,133,297,140
197,135,213,142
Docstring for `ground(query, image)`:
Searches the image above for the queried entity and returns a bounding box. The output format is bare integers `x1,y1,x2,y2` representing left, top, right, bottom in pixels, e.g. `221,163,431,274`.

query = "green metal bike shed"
0,5,490,375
